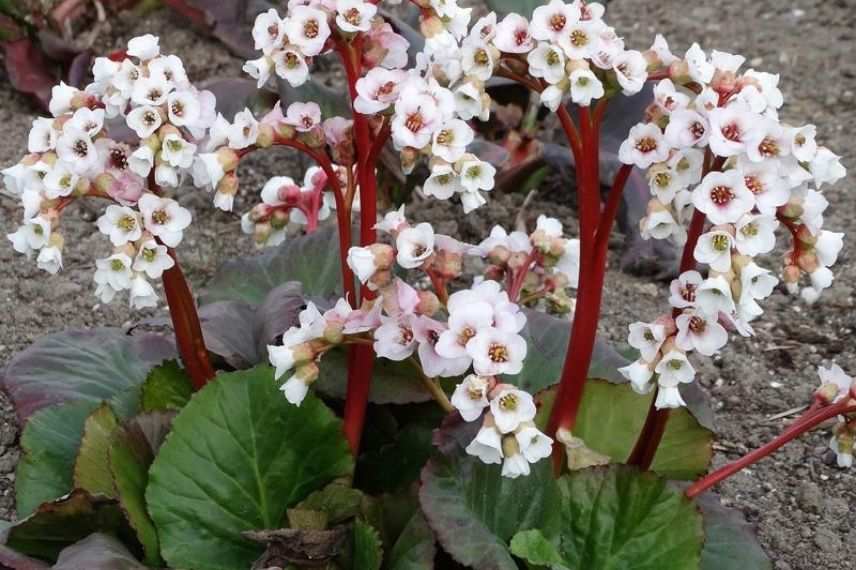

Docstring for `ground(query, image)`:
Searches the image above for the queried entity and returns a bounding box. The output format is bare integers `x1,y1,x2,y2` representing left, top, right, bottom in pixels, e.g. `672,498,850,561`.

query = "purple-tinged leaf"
1,328,176,424
53,533,147,570
203,77,278,121
696,493,772,570
2,38,56,108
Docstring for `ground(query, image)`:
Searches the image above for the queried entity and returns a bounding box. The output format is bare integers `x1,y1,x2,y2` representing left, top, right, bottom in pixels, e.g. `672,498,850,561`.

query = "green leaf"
697,493,772,570
509,310,628,393
385,511,436,570
4,490,137,563
353,520,383,570
297,481,364,525
73,404,120,498
1,328,175,422
317,349,433,406
509,529,566,569
484,0,543,19
419,420,561,570
146,366,354,570
109,412,175,567
203,224,348,304
140,360,193,412
536,379,713,480
53,533,147,570
545,466,703,569
15,400,100,518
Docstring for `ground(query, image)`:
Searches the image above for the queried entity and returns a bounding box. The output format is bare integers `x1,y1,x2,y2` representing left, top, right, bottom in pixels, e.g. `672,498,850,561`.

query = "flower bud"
216,147,241,173
294,361,320,385
370,243,395,270
157,123,180,139
796,251,819,273
780,199,803,219
796,225,817,247
416,290,441,316
501,433,521,458
815,383,842,405
271,209,290,229
484,264,506,282
487,245,511,266
93,173,117,195
323,321,344,345
507,251,531,273
298,125,326,149
368,269,393,292
420,15,445,38
216,172,239,197
253,222,272,245
275,122,297,141
783,264,801,288
256,123,275,148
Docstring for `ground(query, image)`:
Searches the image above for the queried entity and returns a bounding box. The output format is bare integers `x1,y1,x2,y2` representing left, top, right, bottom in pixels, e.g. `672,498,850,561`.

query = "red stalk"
685,401,856,498
161,247,216,390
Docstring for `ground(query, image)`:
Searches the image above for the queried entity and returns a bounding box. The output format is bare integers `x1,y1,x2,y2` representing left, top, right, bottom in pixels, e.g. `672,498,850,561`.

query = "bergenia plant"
0,0,850,568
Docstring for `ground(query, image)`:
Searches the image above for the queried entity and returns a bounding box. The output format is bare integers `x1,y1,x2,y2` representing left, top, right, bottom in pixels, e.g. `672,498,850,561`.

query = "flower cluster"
815,364,856,468
267,210,558,477
3,35,224,308
618,42,846,409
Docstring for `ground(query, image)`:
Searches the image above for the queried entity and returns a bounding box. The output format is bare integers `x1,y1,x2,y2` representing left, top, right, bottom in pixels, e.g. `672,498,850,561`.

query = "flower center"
301,116,314,129
690,121,706,139
744,175,763,194
142,248,157,263
167,139,183,153
110,148,128,171
467,385,484,401
689,316,706,334
635,137,658,153
285,52,301,69
405,113,424,133
654,172,672,189
435,174,452,185
400,327,414,345
474,48,490,66
721,122,742,142
267,23,279,39
498,393,517,410
757,137,780,157
143,110,159,127
345,8,362,26
110,259,126,271
466,166,482,179
304,19,319,38
152,209,169,225
741,222,759,237
569,29,588,47
436,129,454,146
668,359,683,371
488,342,510,363
681,283,697,303
709,185,733,206
457,327,476,346
378,81,396,97
427,330,440,345
546,49,561,66
550,13,567,31
514,28,529,46
171,100,185,117
147,88,162,102
644,330,655,342
73,140,89,157
712,234,730,252
117,215,137,232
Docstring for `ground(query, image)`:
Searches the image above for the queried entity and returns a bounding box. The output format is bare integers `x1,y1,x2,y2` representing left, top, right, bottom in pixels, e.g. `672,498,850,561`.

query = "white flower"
392,91,440,149
96,205,142,246
744,119,790,163
451,375,491,422
396,223,435,269
336,0,376,33
708,106,755,157
569,69,604,106
818,364,853,403
165,90,201,127
354,68,406,114
810,148,846,188
619,123,669,168
244,55,274,88
471,226,532,257
539,84,565,112
613,50,648,95
641,208,684,242
148,54,188,87
829,435,854,469
734,214,777,256
272,47,310,87
7,216,51,256
252,8,283,53
284,6,331,56
36,243,63,274
423,164,462,199
815,231,845,268
692,170,754,225
650,34,677,66
789,124,818,163
459,159,496,193
56,127,98,175
465,423,503,464
374,315,417,361
693,230,734,272
161,133,197,169
489,388,536,434
628,322,666,363
669,271,703,309
129,146,155,178
415,316,472,378
685,43,714,84
127,34,160,61
558,20,601,60
347,246,379,284
49,82,79,117
432,119,474,163
530,0,580,42
619,359,655,394
131,76,171,107
138,193,192,248
514,424,553,466
501,444,531,478
664,108,709,148
654,350,696,409
191,153,225,189
133,239,175,279
94,253,134,291
527,43,566,84
28,118,57,153
374,205,408,234
555,238,581,288
494,14,535,54
461,41,497,82
130,274,158,309
739,263,777,321
695,275,736,317
738,160,789,215
468,328,527,377
675,310,728,356
67,107,105,138
126,105,164,139
43,163,79,199
281,376,310,406
284,102,322,132
228,108,259,149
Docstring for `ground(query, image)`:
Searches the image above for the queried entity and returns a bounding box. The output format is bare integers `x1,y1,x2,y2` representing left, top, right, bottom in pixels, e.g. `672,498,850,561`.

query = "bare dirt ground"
0,1,854,569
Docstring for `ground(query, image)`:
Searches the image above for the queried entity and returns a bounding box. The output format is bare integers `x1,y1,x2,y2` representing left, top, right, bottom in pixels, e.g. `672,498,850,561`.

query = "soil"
0,1,854,569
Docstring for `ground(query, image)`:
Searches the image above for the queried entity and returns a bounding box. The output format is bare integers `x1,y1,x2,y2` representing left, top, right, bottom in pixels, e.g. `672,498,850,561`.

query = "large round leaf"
146,366,353,570
536,379,713,480
385,511,436,570
203,224,349,304
1,328,174,423
15,400,100,518
316,349,433,405
73,403,120,498
509,310,628,393
418,419,560,570
510,466,704,570
697,493,772,570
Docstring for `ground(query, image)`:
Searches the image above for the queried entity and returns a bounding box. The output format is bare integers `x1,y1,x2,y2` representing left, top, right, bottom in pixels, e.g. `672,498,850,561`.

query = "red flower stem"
685,401,856,499
161,247,216,390
339,38,377,454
